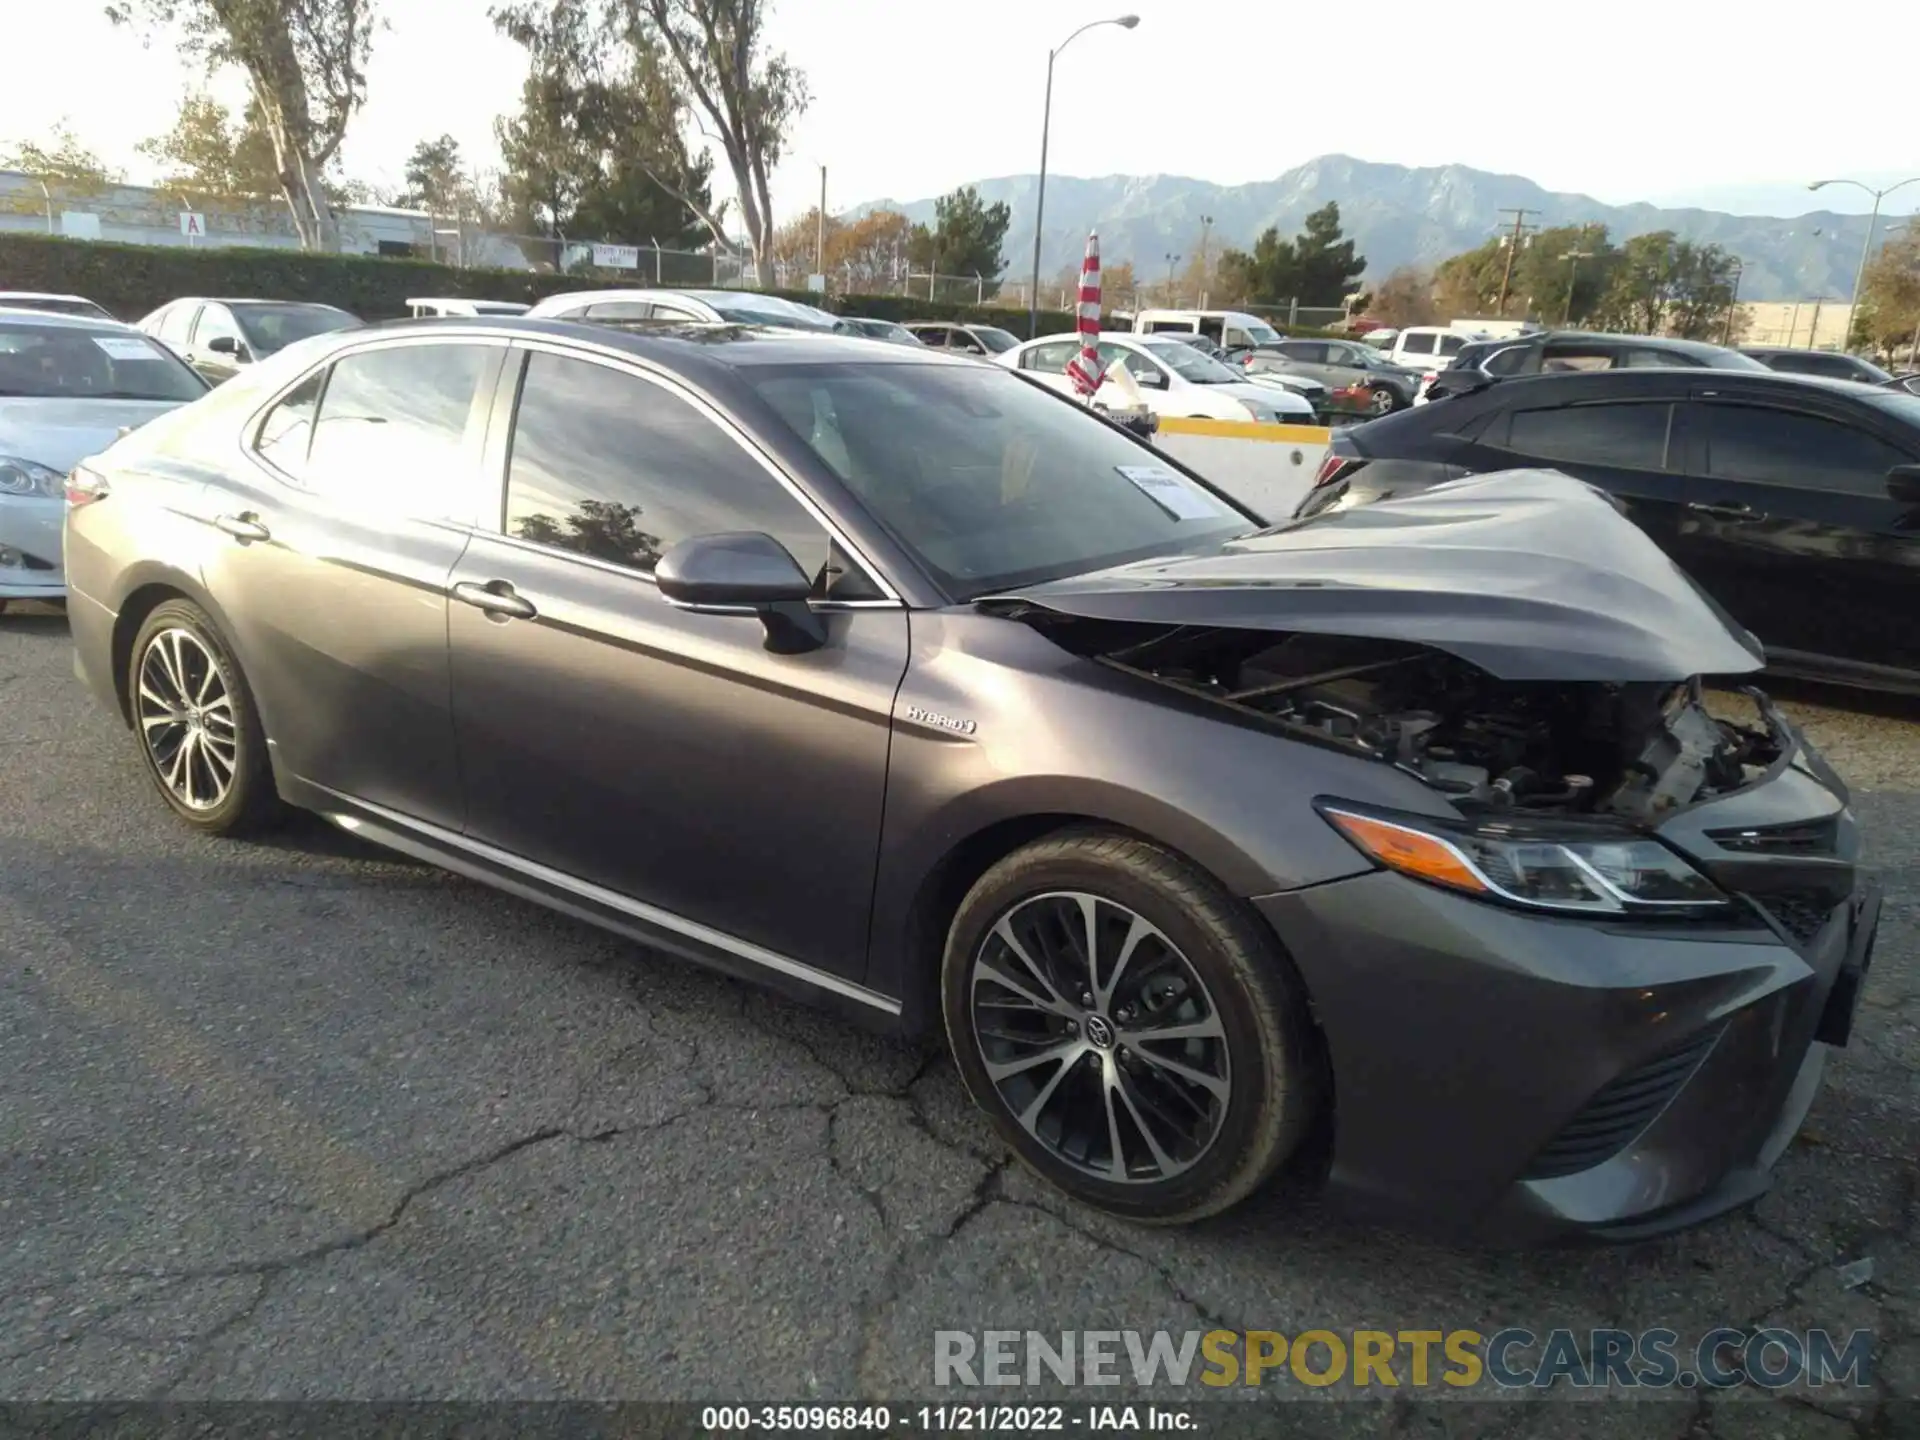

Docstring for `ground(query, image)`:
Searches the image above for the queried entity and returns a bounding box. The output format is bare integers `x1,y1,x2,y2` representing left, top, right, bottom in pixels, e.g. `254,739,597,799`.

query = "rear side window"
1697,403,1906,495
1438,334,1467,357
1021,341,1079,372
155,304,197,347
254,372,325,476
1498,402,1674,471
1280,342,1327,363
1399,332,1436,355
304,343,493,517
503,351,829,580
584,301,654,321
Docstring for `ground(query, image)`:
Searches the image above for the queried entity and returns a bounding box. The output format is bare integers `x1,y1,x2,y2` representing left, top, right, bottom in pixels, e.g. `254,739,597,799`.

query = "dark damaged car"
62,322,1878,1244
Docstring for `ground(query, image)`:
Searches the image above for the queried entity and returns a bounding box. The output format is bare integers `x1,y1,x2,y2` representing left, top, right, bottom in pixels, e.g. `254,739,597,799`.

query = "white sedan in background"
0,311,208,610
999,332,1316,424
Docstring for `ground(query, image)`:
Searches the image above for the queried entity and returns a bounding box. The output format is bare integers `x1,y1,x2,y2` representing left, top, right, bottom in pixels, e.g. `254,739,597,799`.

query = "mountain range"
857,155,1903,304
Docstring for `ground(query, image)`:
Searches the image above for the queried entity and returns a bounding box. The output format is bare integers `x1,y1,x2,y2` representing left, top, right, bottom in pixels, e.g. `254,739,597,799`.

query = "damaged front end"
1044,622,1782,826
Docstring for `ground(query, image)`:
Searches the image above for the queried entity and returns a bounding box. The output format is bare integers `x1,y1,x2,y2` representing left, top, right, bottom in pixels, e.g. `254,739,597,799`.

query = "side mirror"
655,531,825,654
1888,464,1920,506
1132,368,1168,389
207,335,244,358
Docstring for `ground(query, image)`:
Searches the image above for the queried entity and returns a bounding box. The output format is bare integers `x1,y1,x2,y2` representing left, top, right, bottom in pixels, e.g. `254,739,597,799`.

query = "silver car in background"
0,311,208,610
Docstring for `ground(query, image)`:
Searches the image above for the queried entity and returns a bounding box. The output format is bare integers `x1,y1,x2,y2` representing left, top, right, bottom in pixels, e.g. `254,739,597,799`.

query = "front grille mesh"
1522,1026,1724,1180
1756,889,1840,947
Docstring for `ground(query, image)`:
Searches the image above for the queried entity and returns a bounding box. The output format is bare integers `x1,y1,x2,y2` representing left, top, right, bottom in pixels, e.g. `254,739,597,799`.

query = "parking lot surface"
1,599,1915,1435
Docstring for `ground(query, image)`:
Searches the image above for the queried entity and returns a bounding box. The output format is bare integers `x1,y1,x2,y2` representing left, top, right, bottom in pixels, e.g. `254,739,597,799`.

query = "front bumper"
0,494,66,597
1256,726,1875,1246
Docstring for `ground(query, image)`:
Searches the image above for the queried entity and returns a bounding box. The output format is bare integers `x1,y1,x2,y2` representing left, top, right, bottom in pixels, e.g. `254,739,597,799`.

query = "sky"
2,0,1917,226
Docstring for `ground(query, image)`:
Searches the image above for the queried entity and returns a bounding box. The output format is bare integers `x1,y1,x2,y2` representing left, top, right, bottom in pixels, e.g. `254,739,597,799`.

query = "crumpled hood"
981,469,1766,682
0,398,186,473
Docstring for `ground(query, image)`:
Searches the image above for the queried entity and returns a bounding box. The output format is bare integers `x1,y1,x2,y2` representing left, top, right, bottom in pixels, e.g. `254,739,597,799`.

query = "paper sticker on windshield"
1117,465,1228,521
92,337,156,361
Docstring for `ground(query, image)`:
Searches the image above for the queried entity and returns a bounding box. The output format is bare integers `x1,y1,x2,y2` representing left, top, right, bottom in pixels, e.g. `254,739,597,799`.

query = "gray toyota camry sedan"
62,319,1878,1243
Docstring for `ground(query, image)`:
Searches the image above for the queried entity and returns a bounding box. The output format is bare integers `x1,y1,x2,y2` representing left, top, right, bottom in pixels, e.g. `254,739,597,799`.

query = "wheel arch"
106,566,242,727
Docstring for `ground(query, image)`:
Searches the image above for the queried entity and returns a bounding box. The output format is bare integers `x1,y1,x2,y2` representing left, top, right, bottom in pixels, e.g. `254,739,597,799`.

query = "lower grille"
1756,889,1840,947
1522,1026,1724,1180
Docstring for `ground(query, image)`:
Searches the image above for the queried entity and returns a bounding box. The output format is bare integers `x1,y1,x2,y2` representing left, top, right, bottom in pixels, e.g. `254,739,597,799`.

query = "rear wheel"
128,599,280,835
1367,385,1397,416
942,828,1318,1223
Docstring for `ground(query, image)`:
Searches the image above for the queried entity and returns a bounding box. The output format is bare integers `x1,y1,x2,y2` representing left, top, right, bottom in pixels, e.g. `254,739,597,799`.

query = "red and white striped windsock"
1064,231,1103,398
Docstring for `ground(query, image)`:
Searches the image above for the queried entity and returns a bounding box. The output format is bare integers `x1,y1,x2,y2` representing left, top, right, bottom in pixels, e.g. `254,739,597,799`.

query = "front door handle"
1686,501,1756,520
451,580,538,621
213,512,270,542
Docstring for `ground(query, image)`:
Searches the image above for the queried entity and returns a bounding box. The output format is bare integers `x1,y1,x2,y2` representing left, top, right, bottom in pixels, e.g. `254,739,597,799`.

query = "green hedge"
0,232,1084,335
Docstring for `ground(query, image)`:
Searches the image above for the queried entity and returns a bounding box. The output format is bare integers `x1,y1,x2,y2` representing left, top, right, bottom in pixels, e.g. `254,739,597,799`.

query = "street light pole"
1027,14,1140,338
1809,175,1920,339
1164,253,1181,305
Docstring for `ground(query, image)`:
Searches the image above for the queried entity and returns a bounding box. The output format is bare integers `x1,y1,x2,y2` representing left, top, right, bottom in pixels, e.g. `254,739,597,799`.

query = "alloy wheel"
136,627,239,811
1368,387,1396,415
968,890,1232,1184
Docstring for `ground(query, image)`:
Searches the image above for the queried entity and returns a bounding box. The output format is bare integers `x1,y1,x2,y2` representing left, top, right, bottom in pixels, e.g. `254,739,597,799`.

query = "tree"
0,122,121,191
1851,228,1920,359
907,185,1012,295
493,0,717,257
1431,224,1621,324
108,0,375,249
515,499,661,570
1590,232,1738,338
827,209,910,292
616,0,807,287
1215,203,1366,307
138,92,283,199
1362,266,1437,328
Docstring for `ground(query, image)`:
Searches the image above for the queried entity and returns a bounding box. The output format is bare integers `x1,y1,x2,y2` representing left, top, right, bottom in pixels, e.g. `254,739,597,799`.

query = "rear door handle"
1686,501,1756,520
451,580,538,621
213,512,270,542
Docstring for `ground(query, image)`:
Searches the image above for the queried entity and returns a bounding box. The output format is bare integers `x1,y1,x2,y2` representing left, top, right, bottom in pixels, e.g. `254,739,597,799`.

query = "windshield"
702,294,842,332
0,320,207,401
0,296,112,319
966,327,1020,354
1243,321,1281,344
745,362,1250,597
230,303,359,354
1143,340,1242,384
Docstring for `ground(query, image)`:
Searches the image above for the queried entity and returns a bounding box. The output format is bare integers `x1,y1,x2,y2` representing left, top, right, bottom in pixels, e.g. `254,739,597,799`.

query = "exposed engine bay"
1049,621,1783,821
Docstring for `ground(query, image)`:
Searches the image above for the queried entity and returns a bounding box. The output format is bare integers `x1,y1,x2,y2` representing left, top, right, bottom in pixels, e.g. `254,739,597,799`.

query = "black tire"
1366,385,1398,416
942,827,1319,1224
127,599,280,836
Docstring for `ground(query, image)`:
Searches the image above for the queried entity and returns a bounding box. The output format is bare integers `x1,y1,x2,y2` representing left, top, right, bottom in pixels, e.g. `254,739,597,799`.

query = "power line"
1495,208,1542,314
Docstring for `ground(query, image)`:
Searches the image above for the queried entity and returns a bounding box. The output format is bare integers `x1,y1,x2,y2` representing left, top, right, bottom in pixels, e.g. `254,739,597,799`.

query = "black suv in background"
1418,332,1770,401
1300,367,1920,694
1743,347,1895,387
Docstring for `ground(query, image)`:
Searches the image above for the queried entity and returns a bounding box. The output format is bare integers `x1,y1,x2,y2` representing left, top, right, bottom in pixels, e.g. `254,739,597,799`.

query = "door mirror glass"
1132,365,1168,389
207,335,243,357
655,531,825,652
1888,464,1920,505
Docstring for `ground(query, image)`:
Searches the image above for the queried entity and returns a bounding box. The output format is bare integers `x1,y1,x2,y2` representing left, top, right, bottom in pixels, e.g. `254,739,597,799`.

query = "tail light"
1312,452,1366,490
66,465,110,508
1421,372,1438,388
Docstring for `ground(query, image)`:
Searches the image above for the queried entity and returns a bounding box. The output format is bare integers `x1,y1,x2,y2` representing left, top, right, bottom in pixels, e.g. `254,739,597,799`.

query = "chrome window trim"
323,790,902,1016
499,334,905,605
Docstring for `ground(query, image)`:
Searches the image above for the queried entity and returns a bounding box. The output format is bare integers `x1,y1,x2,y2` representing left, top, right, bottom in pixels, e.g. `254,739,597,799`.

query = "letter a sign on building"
179,212,207,241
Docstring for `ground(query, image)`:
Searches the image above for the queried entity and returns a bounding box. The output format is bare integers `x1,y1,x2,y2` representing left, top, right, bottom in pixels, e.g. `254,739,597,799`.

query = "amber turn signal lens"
1322,809,1490,895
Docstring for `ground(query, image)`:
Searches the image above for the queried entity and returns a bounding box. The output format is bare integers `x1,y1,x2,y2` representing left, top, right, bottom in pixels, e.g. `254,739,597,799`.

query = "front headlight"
0,458,64,499
1319,803,1729,915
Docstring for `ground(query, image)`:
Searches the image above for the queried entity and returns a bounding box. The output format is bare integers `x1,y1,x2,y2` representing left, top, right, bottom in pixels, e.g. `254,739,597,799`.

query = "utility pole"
1165,252,1181,305
1197,214,1214,306
817,166,827,276
1722,259,1745,346
1560,248,1595,325
1495,208,1541,315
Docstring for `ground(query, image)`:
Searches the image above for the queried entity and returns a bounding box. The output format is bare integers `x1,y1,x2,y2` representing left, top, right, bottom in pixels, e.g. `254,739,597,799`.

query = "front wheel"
128,599,281,835
942,829,1319,1224
1366,385,1398,416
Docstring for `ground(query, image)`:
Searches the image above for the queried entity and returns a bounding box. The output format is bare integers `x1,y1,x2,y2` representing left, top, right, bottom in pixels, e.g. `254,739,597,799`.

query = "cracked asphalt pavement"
1,599,1916,1436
